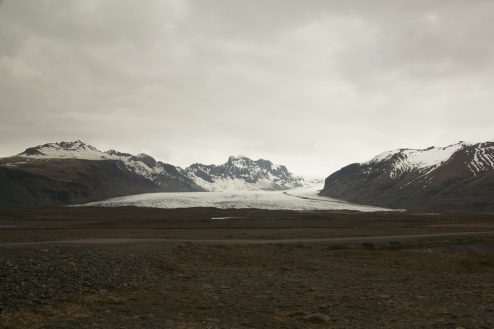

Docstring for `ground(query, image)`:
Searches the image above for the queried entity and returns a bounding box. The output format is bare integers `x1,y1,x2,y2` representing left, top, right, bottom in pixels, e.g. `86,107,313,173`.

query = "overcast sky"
1,0,493,177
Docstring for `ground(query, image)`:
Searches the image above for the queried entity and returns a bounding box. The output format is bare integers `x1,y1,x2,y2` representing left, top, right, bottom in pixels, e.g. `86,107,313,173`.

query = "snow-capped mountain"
320,141,494,212
0,140,204,207
17,141,305,192
185,156,305,191
21,140,109,159
0,140,305,207
366,143,464,179
18,140,202,191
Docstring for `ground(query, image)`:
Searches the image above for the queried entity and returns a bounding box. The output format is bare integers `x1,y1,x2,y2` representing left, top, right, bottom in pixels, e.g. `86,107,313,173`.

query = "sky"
0,0,493,177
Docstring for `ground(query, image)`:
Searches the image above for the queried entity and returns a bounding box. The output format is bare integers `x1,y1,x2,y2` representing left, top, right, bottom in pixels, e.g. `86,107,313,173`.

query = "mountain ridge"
320,141,494,212
15,140,305,191
0,140,304,208
185,155,304,191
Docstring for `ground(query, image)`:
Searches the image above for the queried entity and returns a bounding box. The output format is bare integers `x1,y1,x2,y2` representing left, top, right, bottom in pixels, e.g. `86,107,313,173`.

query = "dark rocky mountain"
0,141,204,208
0,141,304,208
185,156,305,191
320,141,494,212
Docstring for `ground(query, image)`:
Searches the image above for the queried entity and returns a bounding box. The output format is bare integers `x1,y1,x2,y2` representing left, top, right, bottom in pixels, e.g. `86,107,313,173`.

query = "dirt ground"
1,208,494,328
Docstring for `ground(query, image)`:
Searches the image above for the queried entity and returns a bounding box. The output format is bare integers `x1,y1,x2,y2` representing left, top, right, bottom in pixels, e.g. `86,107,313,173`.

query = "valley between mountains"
2,141,494,329
1,140,494,212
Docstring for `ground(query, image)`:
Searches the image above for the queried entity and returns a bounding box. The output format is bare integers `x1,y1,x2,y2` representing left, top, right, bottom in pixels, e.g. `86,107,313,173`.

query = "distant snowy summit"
363,141,494,178
187,156,304,191
320,141,494,212
21,140,107,159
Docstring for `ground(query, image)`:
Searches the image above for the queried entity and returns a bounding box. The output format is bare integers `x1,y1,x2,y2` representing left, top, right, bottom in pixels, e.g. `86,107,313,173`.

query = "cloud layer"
1,0,493,176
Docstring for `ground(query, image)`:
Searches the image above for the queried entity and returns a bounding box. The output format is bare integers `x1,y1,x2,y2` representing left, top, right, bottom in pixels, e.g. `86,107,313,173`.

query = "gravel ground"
1,208,494,328
1,240,494,329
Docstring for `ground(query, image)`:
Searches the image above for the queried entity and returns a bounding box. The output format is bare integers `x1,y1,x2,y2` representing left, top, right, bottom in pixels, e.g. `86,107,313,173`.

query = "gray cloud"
0,0,493,176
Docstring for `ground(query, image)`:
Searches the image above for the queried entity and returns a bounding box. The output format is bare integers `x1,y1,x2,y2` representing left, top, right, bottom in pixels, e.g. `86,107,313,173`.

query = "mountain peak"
19,140,103,158
227,155,251,162
226,155,253,168
129,153,157,168
365,141,469,175
186,156,304,191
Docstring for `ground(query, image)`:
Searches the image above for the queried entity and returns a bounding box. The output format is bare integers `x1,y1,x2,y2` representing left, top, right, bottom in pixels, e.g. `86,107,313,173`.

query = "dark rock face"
320,142,494,212
0,158,158,208
106,149,132,157
153,162,204,192
21,147,44,156
129,154,156,168
0,158,205,208
0,141,205,208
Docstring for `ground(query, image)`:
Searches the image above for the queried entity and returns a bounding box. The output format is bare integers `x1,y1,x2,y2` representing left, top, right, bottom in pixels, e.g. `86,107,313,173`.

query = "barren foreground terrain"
1,208,494,328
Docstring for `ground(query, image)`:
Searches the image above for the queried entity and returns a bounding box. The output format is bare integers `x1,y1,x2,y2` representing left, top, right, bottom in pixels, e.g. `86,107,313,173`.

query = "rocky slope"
320,141,494,212
0,141,204,208
185,156,304,191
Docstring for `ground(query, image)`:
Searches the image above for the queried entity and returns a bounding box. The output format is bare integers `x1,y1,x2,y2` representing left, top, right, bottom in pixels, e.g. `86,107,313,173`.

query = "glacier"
83,185,392,212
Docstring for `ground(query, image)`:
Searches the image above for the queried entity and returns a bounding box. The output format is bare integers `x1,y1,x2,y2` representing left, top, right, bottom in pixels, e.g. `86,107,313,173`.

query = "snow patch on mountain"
467,142,494,176
21,140,110,160
357,140,494,181
321,140,494,212
364,142,466,179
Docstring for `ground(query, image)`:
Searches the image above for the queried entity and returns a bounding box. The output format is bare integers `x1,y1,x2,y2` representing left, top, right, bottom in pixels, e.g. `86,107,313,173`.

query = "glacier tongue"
84,188,391,212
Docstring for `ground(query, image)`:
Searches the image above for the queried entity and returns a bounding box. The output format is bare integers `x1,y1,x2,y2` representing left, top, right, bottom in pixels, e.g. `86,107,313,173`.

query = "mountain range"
320,141,494,212
187,156,304,191
2,139,494,212
0,140,304,208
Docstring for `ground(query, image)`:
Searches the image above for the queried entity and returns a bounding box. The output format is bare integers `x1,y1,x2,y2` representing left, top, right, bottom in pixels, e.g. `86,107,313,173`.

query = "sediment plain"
1,208,493,328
